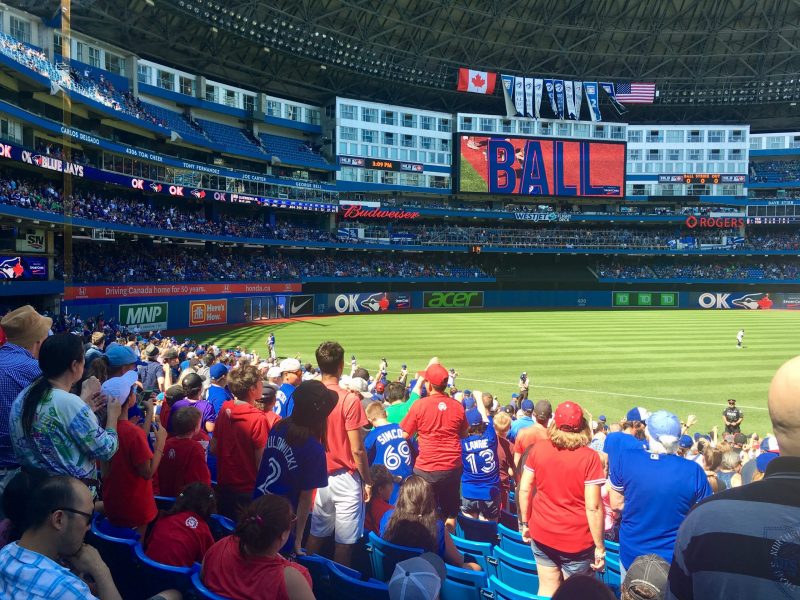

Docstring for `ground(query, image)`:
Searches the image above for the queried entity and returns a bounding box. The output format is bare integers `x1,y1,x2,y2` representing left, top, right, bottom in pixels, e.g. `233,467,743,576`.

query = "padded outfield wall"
60,284,799,332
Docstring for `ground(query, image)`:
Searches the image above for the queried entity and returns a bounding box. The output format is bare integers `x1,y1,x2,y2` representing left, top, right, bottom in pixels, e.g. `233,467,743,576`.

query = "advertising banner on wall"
65,282,301,301
423,291,484,309
189,300,228,327
119,302,168,330
690,292,800,310
326,292,411,314
15,229,46,253
0,255,47,280
612,291,679,308
288,295,315,317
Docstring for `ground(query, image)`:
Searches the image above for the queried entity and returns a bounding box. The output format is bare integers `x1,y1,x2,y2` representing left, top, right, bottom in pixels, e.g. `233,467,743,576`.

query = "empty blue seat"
496,524,534,560
450,534,493,569
498,509,519,531
133,542,197,597
154,495,176,511
486,545,538,590
191,571,233,599
208,513,235,540
605,540,620,557
442,563,486,600
328,562,389,600
601,554,622,596
88,515,138,597
484,574,548,600
456,513,498,544
367,531,424,581
294,553,363,600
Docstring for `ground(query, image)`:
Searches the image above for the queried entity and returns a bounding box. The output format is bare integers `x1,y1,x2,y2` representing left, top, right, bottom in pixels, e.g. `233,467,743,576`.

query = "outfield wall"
61,286,796,332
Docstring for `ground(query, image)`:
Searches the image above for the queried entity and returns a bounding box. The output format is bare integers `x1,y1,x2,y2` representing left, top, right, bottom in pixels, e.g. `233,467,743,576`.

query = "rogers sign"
342,205,420,220
685,216,744,229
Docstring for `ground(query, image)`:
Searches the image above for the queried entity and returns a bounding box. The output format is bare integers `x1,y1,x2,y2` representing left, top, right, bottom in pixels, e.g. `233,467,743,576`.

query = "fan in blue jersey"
275,357,302,417
364,402,414,481
460,409,500,521
205,363,232,414
253,380,336,555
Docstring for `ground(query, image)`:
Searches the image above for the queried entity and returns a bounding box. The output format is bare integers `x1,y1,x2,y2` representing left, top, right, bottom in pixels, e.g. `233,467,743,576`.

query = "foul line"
457,377,768,411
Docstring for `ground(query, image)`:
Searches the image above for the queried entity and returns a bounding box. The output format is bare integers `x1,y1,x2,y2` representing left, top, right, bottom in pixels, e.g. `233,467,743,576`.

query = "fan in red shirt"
101,371,167,535
513,399,552,467
517,401,606,598
211,364,271,521
364,465,395,535
154,406,211,497
305,341,371,568
201,494,314,600
146,482,216,567
400,362,467,527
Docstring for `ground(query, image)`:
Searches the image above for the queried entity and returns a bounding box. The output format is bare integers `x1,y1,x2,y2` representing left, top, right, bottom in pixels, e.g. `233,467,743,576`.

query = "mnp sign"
119,302,168,330
423,291,484,309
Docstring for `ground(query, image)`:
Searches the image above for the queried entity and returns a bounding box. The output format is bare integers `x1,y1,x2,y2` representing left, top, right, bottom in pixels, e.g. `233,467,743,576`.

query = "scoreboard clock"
658,174,746,184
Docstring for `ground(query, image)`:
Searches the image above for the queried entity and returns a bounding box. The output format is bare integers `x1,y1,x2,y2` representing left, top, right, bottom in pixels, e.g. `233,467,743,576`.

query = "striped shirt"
668,456,800,599
0,541,98,599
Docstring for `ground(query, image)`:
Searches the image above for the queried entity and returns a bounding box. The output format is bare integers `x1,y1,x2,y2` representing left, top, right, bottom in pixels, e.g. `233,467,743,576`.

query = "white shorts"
310,470,364,544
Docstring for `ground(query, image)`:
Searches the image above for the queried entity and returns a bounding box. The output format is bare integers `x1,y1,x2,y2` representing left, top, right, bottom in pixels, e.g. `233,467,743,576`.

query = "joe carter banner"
65,282,301,300
189,299,228,327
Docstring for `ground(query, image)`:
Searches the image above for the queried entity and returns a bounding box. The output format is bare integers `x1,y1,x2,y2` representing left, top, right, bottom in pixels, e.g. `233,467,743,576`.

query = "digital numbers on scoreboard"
658,174,746,185
746,204,800,224
338,155,423,173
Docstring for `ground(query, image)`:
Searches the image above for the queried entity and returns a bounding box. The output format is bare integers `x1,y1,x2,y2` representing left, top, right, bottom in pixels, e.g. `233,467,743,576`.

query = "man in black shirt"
722,398,743,434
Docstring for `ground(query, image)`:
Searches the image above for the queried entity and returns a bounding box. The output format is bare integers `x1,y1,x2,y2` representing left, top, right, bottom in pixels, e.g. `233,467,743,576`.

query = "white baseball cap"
101,370,139,405
279,358,302,373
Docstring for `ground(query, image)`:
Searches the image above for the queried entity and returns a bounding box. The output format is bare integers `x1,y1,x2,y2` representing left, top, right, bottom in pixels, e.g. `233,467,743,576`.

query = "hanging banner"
545,79,557,115
573,82,583,120
501,74,517,118
565,81,576,120
524,78,534,118
534,79,543,118
600,82,628,115
514,77,525,117
555,80,566,119
584,82,602,121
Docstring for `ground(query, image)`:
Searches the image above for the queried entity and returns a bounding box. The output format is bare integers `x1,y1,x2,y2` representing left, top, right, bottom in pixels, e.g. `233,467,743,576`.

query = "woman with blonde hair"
517,401,606,597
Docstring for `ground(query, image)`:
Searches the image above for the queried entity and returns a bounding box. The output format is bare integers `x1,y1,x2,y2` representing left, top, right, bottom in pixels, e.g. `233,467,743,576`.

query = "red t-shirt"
523,440,605,553
263,410,281,430
324,382,368,474
214,401,270,493
496,435,513,490
103,420,158,528
145,510,214,567
513,422,549,457
154,437,212,497
202,535,312,600
364,497,393,535
401,392,467,472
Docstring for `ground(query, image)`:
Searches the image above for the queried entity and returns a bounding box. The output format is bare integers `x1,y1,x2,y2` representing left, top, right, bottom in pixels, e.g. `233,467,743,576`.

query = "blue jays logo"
360,293,390,312
0,257,25,279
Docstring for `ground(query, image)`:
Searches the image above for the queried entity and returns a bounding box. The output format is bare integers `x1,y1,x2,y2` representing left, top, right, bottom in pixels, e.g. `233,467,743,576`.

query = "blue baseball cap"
646,411,681,441
463,389,472,396
521,399,535,412
209,363,229,379
464,397,477,409
757,451,779,472
760,436,780,453
693,432,711,443
598,415,607,422
627,407,650,423
465,409,483,426
105,344,145,368
678,435,693,449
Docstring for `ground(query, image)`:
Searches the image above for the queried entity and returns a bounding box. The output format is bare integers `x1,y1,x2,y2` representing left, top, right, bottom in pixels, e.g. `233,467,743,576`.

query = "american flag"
615,82,656,104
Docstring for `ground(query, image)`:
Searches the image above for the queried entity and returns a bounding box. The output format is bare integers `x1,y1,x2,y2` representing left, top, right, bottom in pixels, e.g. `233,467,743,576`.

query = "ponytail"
21,377,53,437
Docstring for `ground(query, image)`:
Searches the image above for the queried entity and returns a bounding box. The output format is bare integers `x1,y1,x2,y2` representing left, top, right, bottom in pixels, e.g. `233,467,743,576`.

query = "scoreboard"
746,204,800,224
658,174,747,185
338,155,424,173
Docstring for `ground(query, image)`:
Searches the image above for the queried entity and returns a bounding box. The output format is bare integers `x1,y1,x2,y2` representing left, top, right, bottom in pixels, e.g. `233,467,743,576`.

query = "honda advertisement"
325,293,412,314
692,292,800,310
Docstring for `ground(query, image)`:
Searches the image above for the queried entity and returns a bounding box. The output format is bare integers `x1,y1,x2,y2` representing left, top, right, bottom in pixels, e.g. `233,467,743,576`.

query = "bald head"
768,355,800,456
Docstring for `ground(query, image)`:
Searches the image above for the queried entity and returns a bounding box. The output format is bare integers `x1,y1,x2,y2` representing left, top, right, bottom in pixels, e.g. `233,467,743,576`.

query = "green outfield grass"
193,310,796,437
459,157,487,193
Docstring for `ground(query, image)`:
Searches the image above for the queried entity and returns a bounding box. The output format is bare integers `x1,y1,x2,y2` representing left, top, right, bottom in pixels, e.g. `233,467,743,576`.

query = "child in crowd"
255,384,281,429
460,408,500,521
364,465,395,535
492,411,514,511
154,406,212,497
145,482,217,567
364,402,414,487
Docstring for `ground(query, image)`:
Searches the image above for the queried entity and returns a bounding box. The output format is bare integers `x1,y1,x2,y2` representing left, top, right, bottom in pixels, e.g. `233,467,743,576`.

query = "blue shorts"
531,539,594,576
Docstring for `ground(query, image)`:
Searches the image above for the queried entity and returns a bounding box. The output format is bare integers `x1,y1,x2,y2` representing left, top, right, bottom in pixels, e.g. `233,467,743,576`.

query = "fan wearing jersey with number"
253,380,337,555
365,402,415,483
460,409,501,521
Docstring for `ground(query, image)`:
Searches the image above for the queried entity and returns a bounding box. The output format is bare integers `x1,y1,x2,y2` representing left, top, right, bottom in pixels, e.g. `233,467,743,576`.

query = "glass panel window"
646,130,662,143
628,149,642,161
461,117,474,131
729,129,745,143
688,149,703,161
420,136,434,150
627,130,643,143
401,134,416,148
381,171,397,184
179,76,194,96
362,108,378,123
224,89,237,107
361,129,376,143
688,130,703,143
381,111,396,125
105,53,123,75
383,132,395,145
286,105,300,121
708,130,724,143
9,17,30,44
266,100,281,116
158,70,175,91
340,104,357,120
667,149,683,161
593,125,606,138
438,118,451,132
205,84,217,103
666,130,684,143
480,118,495,132
88,47,101,68
243,95,255,113
420,116,434,130
610,126,625,140
137,64,151,86
519,121,533,134
402,113,417,128
340,126,357,141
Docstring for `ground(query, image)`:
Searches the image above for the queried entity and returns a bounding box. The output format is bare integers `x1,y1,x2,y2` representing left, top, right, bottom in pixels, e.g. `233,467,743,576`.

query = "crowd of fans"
0,304,794,600
749,160,800,183
597,261,800,281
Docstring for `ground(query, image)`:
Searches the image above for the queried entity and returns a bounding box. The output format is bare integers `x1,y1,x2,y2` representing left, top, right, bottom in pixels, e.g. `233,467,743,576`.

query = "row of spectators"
597,260,800,280
749,159,800,183
59,244,489,283
0,305,795,600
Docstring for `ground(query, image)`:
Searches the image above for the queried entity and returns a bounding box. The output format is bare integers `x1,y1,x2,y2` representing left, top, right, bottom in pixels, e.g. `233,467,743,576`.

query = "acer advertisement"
458,135,625,197
326,293,411,314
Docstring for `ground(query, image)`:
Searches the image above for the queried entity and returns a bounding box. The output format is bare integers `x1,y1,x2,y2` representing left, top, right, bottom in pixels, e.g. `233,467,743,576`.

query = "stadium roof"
20,0,800,129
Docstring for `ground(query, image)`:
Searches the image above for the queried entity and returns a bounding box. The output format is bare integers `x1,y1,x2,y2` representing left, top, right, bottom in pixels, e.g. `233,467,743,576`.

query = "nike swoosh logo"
291,298,312,314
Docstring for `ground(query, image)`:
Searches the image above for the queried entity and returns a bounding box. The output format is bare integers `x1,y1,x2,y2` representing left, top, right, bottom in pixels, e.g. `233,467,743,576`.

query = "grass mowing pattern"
193,310,796,436
458,157,486,193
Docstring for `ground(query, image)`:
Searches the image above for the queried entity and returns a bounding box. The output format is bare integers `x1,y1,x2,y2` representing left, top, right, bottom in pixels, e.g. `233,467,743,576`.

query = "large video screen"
459,135,625,197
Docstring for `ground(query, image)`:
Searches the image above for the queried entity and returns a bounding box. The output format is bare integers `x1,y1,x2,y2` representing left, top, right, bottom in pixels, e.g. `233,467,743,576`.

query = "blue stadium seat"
605,540,620,558
485,545,538,590
328,562,390,600
208,513,235,540
483,575,547,600
442,564,487,600
456,513,498,544
496,524,533,560
366,531,424,581
87,515,138,597
154,495,176,511
450,534,493,569
294,553,363,600
600,554,622,596
191,571,233,600
507,491,517,515
498,509,519,531
133,542,197,597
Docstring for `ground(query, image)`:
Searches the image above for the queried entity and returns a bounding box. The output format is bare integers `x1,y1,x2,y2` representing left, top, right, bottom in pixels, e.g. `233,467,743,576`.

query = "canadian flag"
457,68,497,94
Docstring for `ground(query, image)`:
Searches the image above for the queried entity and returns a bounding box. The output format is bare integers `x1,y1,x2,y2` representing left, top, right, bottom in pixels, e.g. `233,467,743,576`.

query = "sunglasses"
56,507,93,525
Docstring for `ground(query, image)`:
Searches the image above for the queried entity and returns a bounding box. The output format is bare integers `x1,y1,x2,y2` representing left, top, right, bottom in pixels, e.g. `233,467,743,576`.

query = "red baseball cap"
554,401,584,432
424,364,449,387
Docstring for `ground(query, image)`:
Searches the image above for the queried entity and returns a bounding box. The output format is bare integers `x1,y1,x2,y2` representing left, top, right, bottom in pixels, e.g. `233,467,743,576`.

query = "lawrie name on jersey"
464,438,490,452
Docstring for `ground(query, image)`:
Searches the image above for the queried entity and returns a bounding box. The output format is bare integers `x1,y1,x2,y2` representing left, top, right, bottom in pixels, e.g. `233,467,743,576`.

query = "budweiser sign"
342,205,420,220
